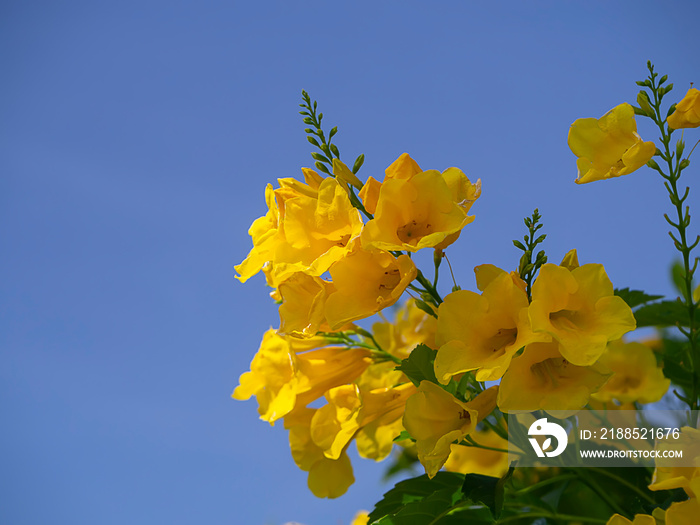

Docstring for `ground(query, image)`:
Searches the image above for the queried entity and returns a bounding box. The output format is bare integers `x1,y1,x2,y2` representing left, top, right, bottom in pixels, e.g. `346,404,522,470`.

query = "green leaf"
367,472,467,525
462,473,499,517
634,300,691,327
393,430,413,443
661,337,696,393
397,344,438,386
671,260,686,297
614,288,664,308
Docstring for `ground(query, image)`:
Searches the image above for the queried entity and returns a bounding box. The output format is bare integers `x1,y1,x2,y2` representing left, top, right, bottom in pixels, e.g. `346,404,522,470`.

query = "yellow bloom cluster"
432,250,639,418
235,143,671,495
233,153,484,495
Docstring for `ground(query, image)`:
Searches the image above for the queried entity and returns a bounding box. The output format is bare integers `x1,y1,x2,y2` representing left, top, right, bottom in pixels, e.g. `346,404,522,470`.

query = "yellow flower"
284,407,355,499
235,172,363,287
358,176,382,215
350,511,370,525
666,494,700,525
529,263,636,366
568,103,656,184
606,514,656,525
443,428,510,478
310,382,416,462
332,159,363,191
361,154,480,252
278,273,336,337
592,339,670,404
497,341,609,416
232,330,371,424
324,247,417,330
403,382,498,478
372,299,438,360
668,88,700,129
649,427,700,497
435,266,546,383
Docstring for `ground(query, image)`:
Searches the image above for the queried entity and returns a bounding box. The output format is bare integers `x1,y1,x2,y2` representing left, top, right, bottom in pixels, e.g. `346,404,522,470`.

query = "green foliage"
513,209,547,300
299,90,366,180
614,288,664,308
368,472,497,525
397,344,439,386
633,300,691,328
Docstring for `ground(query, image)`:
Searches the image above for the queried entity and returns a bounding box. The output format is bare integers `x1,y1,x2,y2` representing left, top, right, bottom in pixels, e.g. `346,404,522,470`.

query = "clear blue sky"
2,1,699,524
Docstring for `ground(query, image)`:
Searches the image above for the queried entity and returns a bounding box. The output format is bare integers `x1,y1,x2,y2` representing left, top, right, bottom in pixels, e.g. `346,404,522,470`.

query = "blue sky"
2,1,699,524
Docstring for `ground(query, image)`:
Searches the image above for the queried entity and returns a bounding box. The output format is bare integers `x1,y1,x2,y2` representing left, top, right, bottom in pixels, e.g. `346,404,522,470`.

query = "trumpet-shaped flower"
649,427,700,497
324,247,417,330
568,103,656,184
497,341,609,416
443,429,510,478
284,407,355,499
372,299,438,360
435,267,546,382
310,382,416,462
529,263,636,366
592,339,670,404
668,88,700,129
232,330,371,423
278,273,336,337
361,154,480,252
403,382,498,477
235,172,363,287
665,493,700,525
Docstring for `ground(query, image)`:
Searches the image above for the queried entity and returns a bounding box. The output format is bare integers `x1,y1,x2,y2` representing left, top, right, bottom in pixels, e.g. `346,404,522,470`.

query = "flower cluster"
234,152,480,496
234,64,699,524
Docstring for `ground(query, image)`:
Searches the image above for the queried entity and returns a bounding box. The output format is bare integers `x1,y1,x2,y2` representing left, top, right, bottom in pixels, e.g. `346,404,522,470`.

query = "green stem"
416,270,443,304
647,67,700,419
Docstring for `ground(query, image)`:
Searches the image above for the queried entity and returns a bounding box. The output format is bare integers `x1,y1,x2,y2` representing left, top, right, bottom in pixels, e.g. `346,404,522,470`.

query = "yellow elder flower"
310,382,416,462
284,407,355,499
592,339,670,404
277,246,416,336
568,102,656,184
235,172,363,287
358,176,382,215
372,299,438,360
361,154,480,252
403,382,498,478
497,341,609,416
606,514,656,525
435,266,546,383
278,273,336,337
324,247,417,330
666,495,700,525
232,330,371,424
649,427,700,497
443,429,510,478
529,263,636,367
668,88,700,129
350,511,370,525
